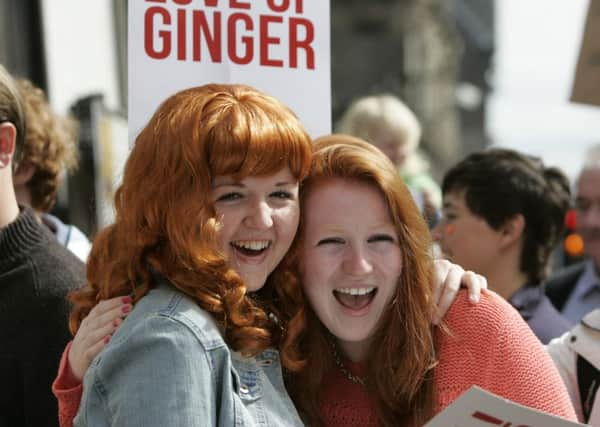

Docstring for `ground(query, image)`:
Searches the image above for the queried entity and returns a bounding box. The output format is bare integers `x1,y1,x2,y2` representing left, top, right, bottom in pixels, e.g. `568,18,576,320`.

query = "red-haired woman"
52,85,484,427
279,135,577,426
59,83,314,426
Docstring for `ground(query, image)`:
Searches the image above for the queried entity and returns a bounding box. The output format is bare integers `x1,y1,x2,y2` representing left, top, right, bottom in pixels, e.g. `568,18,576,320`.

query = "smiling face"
299,178,403,361
212,167,300,292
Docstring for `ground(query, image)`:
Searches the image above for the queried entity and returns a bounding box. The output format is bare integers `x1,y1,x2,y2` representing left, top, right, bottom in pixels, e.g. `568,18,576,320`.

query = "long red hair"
69,84,312,357
274,135,437,426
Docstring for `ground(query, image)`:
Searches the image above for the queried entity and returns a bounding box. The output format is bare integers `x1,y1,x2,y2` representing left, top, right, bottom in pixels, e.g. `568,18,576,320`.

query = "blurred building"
331,0,494,180
1,0,496,234
0,0,128,237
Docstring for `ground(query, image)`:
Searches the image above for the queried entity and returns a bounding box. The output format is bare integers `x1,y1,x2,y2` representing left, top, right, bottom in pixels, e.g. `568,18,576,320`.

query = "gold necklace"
330,340,367,387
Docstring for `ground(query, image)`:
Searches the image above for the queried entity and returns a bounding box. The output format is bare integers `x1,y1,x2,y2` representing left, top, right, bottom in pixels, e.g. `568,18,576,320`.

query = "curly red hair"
274,135,437,426
69,84,312,358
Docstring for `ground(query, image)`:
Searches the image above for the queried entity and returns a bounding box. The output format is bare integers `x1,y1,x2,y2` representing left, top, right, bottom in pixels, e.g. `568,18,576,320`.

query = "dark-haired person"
0,64,84,427
433,148,573,343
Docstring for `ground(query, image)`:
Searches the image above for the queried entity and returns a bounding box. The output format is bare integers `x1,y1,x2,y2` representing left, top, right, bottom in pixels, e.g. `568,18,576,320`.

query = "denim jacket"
73,279,303,427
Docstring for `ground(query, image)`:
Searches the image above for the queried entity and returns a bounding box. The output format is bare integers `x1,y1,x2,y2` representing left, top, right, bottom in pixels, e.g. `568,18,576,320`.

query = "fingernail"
113,318,122,327
122,296,132,304
470,294,480,303
104,335,111,344
122,305,131,313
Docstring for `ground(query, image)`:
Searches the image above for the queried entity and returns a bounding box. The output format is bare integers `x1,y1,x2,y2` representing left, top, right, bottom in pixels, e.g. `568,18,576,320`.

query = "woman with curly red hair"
61,83,313,426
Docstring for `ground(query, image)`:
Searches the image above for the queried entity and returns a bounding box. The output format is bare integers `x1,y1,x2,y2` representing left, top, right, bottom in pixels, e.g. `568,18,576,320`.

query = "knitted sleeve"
435,290,577,421
51,342,83,427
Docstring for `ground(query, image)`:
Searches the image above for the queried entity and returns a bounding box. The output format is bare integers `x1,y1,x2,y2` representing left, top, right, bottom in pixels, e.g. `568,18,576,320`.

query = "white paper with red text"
129,0,331,144
425,386,587,427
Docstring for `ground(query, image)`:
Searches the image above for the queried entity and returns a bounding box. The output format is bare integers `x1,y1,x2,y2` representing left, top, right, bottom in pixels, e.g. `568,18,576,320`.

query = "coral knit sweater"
53,291,577,427
319,291,577,426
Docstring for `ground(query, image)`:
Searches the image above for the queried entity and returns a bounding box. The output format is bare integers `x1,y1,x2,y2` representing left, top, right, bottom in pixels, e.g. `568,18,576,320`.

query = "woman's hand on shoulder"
431,259,487,324
68,296,133,382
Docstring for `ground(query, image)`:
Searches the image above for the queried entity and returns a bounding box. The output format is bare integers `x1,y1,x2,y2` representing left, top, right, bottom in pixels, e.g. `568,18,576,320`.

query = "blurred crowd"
0,61,599,426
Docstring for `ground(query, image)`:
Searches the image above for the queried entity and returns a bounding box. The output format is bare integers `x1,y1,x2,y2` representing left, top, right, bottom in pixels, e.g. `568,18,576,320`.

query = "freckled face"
300,178,402,361
212,167,300,292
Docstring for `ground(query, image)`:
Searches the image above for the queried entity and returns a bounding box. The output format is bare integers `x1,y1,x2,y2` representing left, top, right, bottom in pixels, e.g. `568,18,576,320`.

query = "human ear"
13,162,35,185
499,214,525,249
0,122,17,169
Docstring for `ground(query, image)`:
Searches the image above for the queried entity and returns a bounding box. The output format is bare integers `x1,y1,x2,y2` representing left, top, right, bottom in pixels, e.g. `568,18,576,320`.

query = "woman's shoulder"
105,281,228,356
442,289,524,335
438,289,544,361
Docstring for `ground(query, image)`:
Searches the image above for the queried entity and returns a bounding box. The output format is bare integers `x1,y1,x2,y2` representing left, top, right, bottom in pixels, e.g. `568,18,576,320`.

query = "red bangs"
204,97,312,181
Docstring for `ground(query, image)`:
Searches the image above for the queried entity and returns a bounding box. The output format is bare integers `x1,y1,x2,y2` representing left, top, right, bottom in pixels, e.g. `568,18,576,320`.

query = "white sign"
425,386,587,427
129,0,331,143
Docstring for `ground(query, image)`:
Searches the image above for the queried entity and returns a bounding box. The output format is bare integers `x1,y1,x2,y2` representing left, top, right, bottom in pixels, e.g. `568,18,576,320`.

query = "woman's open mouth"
231,240,271,257
333,287,378,311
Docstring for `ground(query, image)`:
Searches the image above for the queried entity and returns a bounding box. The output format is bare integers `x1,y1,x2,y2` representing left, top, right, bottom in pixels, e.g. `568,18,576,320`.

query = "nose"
244,199,274,229
431,219,445,241
343,245,374,276
578,204,600,229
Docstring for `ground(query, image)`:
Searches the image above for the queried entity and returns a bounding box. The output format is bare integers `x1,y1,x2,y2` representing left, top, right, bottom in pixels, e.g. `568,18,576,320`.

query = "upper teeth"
232,240,270,250
336,287,375,296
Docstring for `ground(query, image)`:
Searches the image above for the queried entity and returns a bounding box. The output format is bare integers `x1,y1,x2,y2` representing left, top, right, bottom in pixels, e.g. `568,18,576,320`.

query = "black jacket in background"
545,262,586,312
0,208,85,427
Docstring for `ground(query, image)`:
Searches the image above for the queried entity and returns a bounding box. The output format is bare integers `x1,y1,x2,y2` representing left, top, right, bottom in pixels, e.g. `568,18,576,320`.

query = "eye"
215,192,243,202
317,237,345,246
442,212,457,222
270,190,294,200
575,199,590,212
368,234,396,244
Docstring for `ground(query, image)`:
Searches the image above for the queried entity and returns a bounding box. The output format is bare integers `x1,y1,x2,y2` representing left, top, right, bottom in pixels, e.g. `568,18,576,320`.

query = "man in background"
546,145,600,323
434,148,572,343
0,64,84,427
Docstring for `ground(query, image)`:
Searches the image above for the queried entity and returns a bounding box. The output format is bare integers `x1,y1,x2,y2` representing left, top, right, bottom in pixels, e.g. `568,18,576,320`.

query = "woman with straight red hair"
277,135,577,426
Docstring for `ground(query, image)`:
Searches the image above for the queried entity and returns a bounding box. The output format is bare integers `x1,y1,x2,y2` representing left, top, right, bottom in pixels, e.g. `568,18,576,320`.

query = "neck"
337,337,371,363
14,184,32,209
486,258,528,299
0,181,19,228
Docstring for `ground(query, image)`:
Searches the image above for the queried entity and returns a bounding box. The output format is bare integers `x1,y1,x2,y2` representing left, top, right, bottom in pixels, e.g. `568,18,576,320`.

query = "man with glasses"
547,145,600,323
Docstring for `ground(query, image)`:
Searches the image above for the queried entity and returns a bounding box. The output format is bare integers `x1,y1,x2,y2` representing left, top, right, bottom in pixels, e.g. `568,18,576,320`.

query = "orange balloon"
564,233,584,257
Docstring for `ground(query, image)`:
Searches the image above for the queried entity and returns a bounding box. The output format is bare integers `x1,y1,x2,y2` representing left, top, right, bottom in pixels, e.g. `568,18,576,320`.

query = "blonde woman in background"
337,94,441,226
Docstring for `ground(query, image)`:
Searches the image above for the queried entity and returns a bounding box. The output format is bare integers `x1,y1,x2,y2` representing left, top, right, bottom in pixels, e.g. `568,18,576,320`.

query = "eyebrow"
442,200,456,210
211,181,295,189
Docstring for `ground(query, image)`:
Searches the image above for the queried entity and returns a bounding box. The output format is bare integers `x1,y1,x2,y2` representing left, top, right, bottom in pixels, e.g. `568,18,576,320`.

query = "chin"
242,277,267,293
